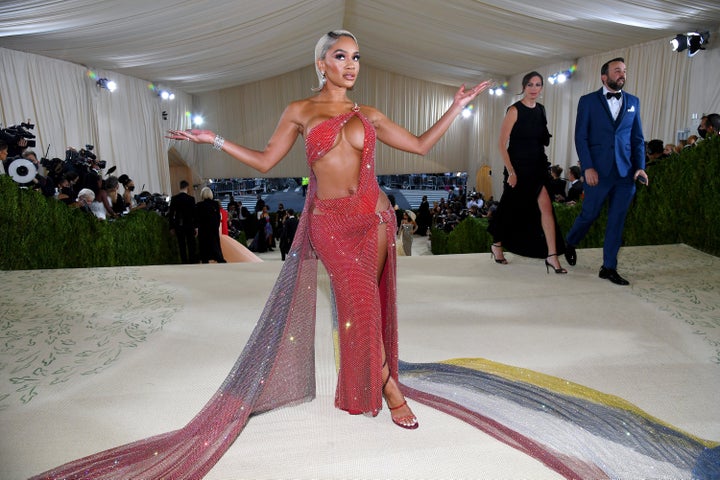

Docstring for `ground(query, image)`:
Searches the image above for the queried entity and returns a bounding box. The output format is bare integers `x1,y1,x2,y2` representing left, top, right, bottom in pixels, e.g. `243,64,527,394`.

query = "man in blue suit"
565,57,649,285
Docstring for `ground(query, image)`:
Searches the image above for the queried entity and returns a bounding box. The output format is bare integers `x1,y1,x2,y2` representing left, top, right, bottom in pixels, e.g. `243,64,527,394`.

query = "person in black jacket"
279,208,299,261
168,180,197,263
566,165,583,203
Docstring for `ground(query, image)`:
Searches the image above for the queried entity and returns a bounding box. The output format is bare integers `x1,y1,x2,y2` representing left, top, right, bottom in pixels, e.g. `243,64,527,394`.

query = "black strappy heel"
490,243,508,264
545,253,568,274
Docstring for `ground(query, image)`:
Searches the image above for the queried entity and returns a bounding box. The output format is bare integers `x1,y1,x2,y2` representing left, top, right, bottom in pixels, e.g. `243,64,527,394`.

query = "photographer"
75,188,96,215
22,150,55,197
118,174,146,212
86,176,118,220
0,140,8,173
55,173,78,205
0,121,35,159
104,175,124,217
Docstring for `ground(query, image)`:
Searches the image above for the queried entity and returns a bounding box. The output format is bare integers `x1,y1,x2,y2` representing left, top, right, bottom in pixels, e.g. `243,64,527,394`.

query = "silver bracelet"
212,135,225,151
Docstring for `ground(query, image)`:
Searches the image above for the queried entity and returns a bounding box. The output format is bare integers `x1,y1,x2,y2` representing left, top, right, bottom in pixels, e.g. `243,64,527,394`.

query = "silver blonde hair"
77,188,95,202
312,30,358,92
200,186,214,200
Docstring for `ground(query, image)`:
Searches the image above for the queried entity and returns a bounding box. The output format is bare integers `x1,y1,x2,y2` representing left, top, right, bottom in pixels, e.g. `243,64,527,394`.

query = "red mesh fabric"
309,106,398,415
31,106,398,479
311,207,397,415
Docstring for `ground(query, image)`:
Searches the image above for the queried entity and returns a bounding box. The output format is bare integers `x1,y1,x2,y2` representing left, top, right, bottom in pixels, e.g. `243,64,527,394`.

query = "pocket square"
627,105,635,112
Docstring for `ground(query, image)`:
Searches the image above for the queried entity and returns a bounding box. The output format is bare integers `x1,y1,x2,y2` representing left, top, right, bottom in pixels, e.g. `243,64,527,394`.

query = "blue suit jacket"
575,88,645,178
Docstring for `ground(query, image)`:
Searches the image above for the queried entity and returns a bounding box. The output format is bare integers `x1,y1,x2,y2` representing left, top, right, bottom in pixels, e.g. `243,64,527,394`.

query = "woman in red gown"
170,31,487,427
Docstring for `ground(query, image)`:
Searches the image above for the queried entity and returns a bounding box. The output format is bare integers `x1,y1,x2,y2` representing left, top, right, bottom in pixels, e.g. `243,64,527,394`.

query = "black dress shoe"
565,245,577,266
599,266,629,285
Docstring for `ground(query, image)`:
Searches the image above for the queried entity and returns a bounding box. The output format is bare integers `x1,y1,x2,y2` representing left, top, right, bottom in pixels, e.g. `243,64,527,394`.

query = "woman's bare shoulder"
284,98,314,117
356,104,386,125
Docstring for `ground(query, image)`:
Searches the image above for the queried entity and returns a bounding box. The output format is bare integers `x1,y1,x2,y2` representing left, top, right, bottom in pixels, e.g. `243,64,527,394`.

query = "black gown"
195,199,226,263
416,198,432,236
488,101,565,258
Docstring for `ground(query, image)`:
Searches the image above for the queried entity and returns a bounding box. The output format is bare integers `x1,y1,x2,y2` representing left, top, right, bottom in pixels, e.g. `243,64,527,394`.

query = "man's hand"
584,168,599,186
634,169,649,186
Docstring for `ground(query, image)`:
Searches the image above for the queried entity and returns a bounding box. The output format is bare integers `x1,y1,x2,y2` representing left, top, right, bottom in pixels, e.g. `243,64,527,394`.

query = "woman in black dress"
195,187,226,263
487,71,566,273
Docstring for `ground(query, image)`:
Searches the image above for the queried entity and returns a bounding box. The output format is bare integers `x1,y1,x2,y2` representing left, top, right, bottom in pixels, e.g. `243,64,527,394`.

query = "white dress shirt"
603,86,622,120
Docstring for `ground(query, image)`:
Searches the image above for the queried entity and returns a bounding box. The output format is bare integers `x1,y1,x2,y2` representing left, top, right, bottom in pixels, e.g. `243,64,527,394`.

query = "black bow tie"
606,91,622,100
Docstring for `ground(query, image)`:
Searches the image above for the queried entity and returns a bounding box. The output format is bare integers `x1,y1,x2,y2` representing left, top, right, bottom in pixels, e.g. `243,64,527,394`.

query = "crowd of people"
167,186,301,264
0,135,152,221
644,113,719,167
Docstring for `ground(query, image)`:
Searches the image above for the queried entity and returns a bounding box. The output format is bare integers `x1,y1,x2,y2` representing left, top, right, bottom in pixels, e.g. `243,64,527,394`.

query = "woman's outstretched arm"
370,81,492,155
167,102,303,173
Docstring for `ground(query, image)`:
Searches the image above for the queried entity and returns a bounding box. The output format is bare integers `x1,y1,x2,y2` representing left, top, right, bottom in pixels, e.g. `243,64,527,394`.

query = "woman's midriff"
313,188,388,216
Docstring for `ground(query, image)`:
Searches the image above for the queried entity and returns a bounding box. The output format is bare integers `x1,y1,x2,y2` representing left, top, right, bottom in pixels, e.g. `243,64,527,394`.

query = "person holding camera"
22,150,55,197
0,121,34,159
118,174,145,212
0,140,8,173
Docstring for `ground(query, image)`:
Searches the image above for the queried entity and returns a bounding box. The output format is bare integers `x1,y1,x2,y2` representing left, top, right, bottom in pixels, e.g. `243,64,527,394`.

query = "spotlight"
671,31,710,57
670,34,688,52
148,83,176,100
548,65,577,85
192,115,204,127
96,78,117,92
461,105,474,118
687,31,710,57
488,81,508,96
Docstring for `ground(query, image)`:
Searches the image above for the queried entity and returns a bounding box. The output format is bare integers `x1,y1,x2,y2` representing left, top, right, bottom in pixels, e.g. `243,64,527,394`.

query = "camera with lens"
65,144,106,170
1,122,37,160
135,191,169,215
1,122,37,148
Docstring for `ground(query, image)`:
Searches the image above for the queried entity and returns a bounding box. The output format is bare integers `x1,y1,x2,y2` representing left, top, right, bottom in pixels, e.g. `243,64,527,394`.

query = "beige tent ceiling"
1,0,719,94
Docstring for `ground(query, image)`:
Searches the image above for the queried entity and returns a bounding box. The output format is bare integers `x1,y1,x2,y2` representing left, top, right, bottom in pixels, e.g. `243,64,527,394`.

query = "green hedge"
0,176,179,270
432,135,720,257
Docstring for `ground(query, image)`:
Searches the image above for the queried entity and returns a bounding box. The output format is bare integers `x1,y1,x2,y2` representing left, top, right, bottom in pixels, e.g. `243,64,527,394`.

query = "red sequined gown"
308,106,398,415
31,105,398,479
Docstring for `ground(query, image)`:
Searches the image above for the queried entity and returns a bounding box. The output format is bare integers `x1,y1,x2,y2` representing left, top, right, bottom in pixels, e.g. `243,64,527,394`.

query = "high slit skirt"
310,201,398,415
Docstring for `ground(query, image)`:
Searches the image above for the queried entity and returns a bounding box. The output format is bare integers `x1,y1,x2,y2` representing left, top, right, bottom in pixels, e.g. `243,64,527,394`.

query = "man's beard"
607,78,625,91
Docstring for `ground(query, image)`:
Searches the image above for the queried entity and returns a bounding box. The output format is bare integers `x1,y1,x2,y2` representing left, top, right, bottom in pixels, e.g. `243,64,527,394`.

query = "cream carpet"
1,243,718,479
